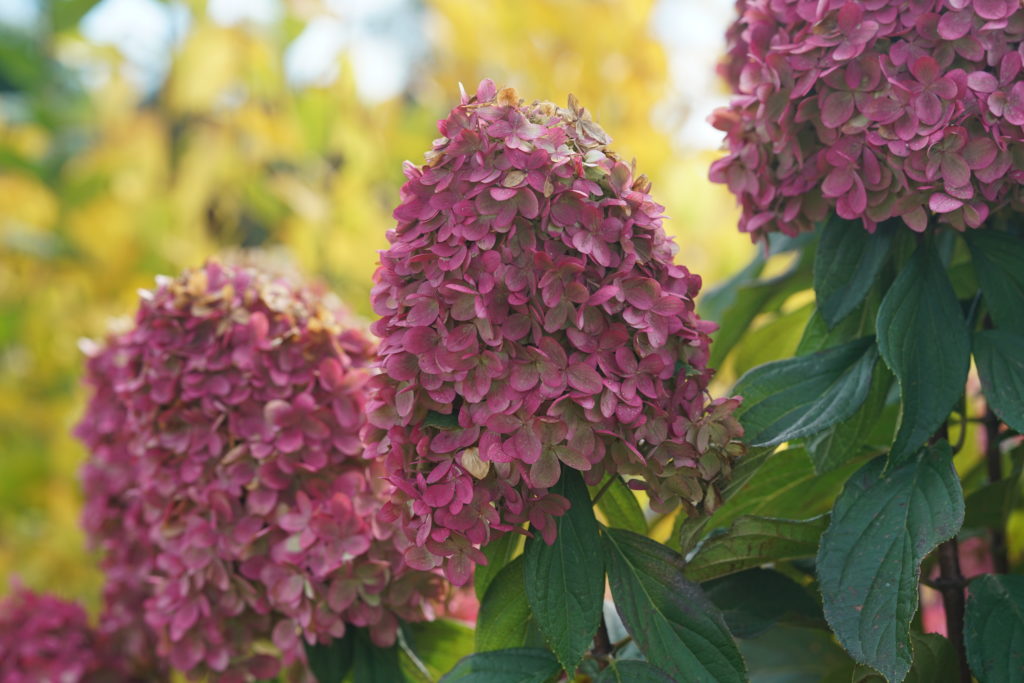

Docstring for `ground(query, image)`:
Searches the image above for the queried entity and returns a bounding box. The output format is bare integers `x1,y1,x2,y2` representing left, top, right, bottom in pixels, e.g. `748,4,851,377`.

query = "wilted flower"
0,586,107,682
76,261,444,682
711,0,1024,238
364,80,744,586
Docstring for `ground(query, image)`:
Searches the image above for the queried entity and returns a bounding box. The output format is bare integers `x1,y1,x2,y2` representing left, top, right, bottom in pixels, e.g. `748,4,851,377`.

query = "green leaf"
973,330,1024,434
806,361,894,474
475,532,520,599
440,648,561,683
402,620,475,680
684,515,829,582
476,557,532,652
964,478,1021,529
353,629,405,683
423,410,460,429
964,573,1024,683
814,214,893,328
816,441,964,682
704,250,813,367
594,660,674,682
591,474,647,535
876,244,971,465
305,636,355,683
966,229,1024,336
702,568,821,639
734,336,878,446
603,528,746,682
738,624,856,683
852,632,959,682
677,447,860,554
732,302,814,378
523,469,604,673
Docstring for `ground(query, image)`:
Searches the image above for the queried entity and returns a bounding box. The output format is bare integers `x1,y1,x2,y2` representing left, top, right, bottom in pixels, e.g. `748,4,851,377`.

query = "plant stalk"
592,615,613,668
983,408,1010,574
936,538,971,683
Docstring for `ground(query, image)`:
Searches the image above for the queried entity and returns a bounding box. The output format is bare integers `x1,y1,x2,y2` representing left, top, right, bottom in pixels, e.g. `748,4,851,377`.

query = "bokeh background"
0,0,753,611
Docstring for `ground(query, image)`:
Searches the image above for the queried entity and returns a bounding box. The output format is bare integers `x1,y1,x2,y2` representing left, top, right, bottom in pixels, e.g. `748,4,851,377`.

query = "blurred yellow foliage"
0,0,757,612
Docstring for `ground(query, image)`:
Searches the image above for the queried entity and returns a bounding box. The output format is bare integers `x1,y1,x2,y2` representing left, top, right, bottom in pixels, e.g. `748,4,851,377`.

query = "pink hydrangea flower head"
365,81,745,586
76,260,445,682
711,0,1024,239
0,587,107,682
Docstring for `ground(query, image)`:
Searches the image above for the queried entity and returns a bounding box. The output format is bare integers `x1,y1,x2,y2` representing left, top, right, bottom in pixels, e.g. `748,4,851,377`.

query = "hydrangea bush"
76,261,445,681
711,0,1024,238
0,587,108,682
363,80,744,585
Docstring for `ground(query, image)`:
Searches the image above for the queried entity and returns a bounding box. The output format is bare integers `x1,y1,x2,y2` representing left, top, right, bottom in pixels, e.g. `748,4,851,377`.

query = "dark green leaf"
965,573,1024,683
966,229,1024,336
440,648,561,683
684,515,829,582
476,557,532,652
964,478,1021,529
852,632,959,682
817,441,964,682
814,214,893,328
702,568,820,638
876,244,971,464
591,474,647,535
475,532,520,599
677,447,860,554
806,362,894,474
738,624,856,683
603,528,745,682
973,330,1024,433
735,336,878,446
423,410,460,429
305,635,355,683
594,660,674,682
353,629,405,683
402,620,475,680
523,469,603,673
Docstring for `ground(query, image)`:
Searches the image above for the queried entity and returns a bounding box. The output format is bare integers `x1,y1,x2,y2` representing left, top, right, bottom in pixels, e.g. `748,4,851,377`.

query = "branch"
936,539,971,683
983,408,1010,574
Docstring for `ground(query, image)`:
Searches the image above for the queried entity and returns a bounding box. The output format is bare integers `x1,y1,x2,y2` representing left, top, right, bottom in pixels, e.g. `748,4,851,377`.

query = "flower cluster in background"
711,0,1024,238
0,587,109,682
76,261,445,681
365,80,744,586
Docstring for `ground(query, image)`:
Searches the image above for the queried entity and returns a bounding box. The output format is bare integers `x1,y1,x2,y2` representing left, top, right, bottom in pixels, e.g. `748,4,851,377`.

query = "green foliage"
523,469,604,673
817,442,964,682
402,620,476,681
590,475,647,535
805,362,894,474
476,558,533,653
814,214,893,328
593,660,674,682
305,636,355,683
702,568,820,638
966,229,1024,336
737,623,855,683
734,336,878,447
876,244,971,465
973,330,1024,434
964,574,1024,683
851,632,959,683
440,649,561,683
603,528,746,682
684,515,828,583
474,532,520,600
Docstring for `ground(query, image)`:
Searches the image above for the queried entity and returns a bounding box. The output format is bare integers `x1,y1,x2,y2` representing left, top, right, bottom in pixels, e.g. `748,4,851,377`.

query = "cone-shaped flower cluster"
711,0,1024,238
76,261,444,682
364,81,744,586
0,587,108,682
